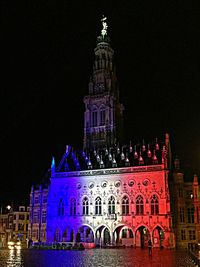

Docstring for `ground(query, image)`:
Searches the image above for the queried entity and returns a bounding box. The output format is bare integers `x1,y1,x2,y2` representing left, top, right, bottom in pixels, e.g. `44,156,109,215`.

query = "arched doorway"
103,228,111,245
135,226,150,248
54,228,60,242
78,225,94,243
121,227,134,247
70,230,74,242
152,226,164,248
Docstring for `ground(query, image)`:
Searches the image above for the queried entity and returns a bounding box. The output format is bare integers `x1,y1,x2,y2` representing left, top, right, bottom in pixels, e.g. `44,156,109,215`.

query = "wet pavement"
0,247,197,267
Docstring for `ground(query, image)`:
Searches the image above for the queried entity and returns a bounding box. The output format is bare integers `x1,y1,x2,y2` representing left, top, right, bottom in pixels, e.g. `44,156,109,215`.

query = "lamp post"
6,205,11,212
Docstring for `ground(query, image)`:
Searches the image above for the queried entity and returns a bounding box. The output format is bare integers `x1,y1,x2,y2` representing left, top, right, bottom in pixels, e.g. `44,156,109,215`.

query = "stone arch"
114,224,134,247
77,224,95,243
135,225,150,248
95,224,111,247
61,226,75,242
152,225,165,248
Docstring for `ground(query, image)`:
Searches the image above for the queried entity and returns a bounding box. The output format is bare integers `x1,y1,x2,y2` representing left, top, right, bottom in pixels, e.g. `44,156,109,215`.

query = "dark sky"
1,1,200,205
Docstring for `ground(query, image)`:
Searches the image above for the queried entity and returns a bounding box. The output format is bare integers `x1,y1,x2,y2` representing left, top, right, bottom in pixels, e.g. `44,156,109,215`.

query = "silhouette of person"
148,239,152,255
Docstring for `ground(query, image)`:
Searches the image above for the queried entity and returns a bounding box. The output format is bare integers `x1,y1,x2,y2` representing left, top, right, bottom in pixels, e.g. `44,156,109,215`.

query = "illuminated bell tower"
83,16,124,150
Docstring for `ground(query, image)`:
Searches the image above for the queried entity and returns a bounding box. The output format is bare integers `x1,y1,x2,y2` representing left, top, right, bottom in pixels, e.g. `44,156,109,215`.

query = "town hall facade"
29,17,176,248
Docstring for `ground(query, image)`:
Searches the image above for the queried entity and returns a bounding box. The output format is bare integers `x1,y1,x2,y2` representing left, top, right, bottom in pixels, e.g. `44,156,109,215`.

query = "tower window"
92,110,98,126
100,109,105,125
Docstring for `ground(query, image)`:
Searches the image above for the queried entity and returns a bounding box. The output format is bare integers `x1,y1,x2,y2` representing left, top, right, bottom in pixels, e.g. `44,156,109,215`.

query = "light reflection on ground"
0,248,196,267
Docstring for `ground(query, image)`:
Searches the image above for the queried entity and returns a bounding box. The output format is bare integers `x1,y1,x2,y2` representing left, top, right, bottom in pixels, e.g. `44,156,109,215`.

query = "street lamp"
6,205,11,212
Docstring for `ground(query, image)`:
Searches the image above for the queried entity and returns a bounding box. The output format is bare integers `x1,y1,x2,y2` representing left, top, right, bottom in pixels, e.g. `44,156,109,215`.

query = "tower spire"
83,17,124,150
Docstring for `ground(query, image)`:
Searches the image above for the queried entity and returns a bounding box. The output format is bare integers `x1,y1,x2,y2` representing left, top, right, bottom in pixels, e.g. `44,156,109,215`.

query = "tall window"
100,107,105,125
189,230,196,240
108,196,115,214
181,229,186,240
122,196,129,215
92,109,98,126
58,199,64,216
180,207,185,223
150,195,159,215
70,198,76,216
33,211,39,223
136,195,144,215
188,207,194,223
83,197,89,215
42,210,46,223
178,187,183,198
95,197,102,215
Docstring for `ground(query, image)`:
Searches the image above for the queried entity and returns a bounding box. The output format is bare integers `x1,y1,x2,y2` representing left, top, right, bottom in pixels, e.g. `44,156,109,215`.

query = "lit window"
108,196,115,214
83,197,89,215
122,196,129,215
95,197,102,215
70,198,76,216
136,195,144,215
150,195,159,215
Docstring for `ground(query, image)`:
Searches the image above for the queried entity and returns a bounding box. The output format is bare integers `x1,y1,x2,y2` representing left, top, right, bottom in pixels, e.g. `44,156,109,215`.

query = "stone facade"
170,160,200,249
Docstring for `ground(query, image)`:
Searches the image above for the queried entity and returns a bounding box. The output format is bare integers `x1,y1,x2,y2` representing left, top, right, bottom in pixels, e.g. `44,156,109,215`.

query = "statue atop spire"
101,15,108,37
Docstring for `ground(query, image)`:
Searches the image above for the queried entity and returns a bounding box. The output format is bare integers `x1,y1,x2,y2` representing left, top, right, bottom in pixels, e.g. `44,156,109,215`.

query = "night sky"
1,1,200,206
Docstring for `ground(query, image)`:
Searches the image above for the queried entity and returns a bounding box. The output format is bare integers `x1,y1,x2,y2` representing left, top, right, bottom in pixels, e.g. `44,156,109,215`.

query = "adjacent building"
170,158,200,249
0,206,29,248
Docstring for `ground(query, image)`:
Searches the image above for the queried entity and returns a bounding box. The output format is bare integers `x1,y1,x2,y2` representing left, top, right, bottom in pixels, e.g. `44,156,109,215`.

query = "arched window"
100,106,105,126
108,196,115,214
58,198,64,216
136,195,144,215
151,195,159,215
122,196,129,215
95,197,102,215
70,198,76,216
92,107,98,127
83,197,89,215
